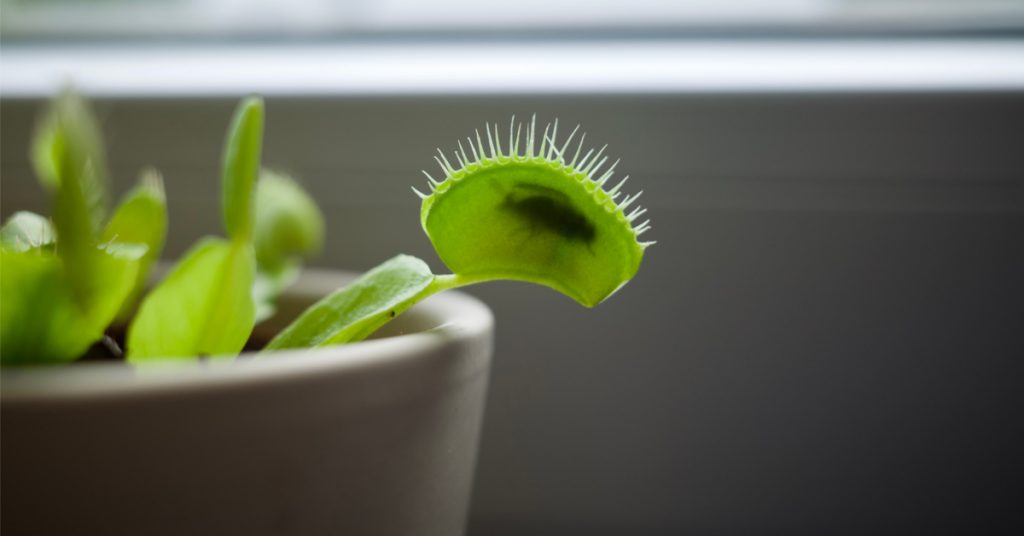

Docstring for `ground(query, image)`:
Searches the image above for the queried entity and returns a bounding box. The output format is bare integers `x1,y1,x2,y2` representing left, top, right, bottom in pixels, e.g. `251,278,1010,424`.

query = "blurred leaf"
126,97,265,361
103,169,168,323
254,170,324,274
52,138,102,307
31,90,117,312
264,255,434,350
1,211,55,252
3,90,145,365
31,89,110,227
126,238,255,361
1,249,95,365
86,242,146,329
251,169,324,322
1,246,140,366
222,97,264,242
30,117,60,190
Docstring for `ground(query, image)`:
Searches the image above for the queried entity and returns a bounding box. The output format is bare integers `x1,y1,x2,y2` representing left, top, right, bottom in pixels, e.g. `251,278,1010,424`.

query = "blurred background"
2,1,1024,534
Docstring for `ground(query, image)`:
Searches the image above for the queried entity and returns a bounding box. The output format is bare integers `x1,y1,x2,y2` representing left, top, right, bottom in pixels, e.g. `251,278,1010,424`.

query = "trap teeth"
608,175,630,196
422,115,654,246
547,119,559,160
540,122,552,160
586,156,608,178
514,124,523,158
436,149,454,173
545,134,563,161
508,115,518,157
583,146,608,175
627,207,647,222
527,114,537,158
558,124,580,163
433,156,448,176
596,159,620,185
485,122,497,159
421,170,441,187
475,129,486,160
570,132,587,167
576,148,595,170
619,190,643,211
492,122,504,158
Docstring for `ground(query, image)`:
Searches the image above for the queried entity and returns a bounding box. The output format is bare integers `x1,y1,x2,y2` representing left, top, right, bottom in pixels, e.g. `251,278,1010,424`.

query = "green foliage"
0,217,142,366
1,249,99,364
222,97,264,242
3,93,326,364
103,169,168,323
270,116,652,347
31,89,110,222
126,98,264,361
254,170,323,273
419,116,651,307
126,238,255,361
4,92,651,365
252,170,324,322
1,92,148,366
0,211,54,252
265,255,433,350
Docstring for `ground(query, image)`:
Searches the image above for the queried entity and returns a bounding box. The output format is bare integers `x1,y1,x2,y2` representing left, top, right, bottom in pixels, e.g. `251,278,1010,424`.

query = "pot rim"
0,268,494,402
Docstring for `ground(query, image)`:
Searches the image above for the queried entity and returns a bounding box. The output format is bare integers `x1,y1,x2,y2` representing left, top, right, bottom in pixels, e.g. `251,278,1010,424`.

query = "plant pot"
0,268,494,536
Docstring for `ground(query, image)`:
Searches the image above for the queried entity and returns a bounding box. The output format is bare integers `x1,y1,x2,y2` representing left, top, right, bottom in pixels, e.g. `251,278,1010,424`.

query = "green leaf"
86,242,146,326
264,255,434,350
30,90,118,311
251,170,324,322
1,249,94,365
254,170,324,274
102,169,168,323
1,246,140,366
418,117,652,307
30,118,60,190
126,97,265,361
53,140,102,307
1,211,55,252
126,237,256,361
3,90,143,365
222,97,264,242
31,89,110,227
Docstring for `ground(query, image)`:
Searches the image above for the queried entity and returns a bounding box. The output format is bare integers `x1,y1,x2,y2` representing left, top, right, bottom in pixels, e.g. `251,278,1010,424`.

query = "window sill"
2,39,1023,98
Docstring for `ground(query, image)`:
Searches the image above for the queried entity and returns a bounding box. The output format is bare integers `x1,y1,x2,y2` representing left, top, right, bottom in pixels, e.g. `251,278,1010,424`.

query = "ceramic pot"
0,269,494,536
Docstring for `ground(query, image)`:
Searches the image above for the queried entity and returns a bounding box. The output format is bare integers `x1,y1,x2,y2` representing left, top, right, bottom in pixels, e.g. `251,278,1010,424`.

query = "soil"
79,329,268,362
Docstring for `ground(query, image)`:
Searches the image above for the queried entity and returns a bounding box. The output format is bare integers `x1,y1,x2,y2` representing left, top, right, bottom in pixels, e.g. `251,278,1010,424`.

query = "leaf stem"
425,272,495,295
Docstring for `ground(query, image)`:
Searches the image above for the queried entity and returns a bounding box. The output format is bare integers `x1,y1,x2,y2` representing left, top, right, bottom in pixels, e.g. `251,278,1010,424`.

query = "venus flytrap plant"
252,170,325,322
0,212,55,251
2,92,648,365
123,100,325,361
103,169,168,324
1,92,324,365
1,91,162,365
265,115,652,350
125,97,264,362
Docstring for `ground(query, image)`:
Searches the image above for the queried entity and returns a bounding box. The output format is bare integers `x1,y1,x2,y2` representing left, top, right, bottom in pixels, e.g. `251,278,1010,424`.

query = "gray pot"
0,269,494,536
